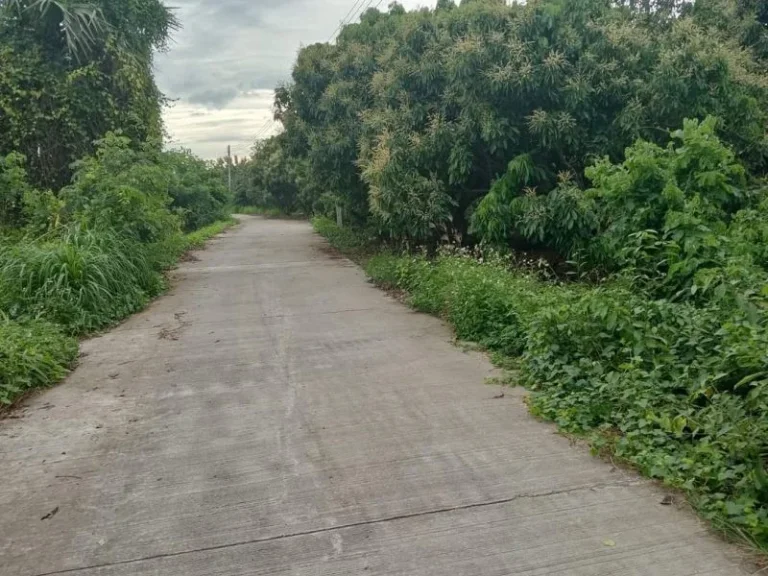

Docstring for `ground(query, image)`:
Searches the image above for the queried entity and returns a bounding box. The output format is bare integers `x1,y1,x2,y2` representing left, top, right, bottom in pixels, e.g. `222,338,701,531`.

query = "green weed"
0,227,162,334
0,319,78,405
184,217,237,250
312,216,375,261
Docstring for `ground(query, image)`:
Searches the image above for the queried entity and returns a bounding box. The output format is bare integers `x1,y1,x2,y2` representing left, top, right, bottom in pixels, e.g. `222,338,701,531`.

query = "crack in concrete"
261,307,382,319
31,480,645,576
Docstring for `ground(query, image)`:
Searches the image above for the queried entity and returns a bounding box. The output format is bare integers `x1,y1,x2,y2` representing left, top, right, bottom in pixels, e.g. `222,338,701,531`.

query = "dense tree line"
0,0,229,235
243,0,768,244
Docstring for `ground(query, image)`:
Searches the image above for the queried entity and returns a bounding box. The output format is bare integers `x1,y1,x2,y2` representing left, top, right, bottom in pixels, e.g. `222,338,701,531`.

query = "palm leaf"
3,0,109,61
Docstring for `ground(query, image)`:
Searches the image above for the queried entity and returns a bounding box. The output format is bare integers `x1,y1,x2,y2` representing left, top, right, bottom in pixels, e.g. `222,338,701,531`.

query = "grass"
311,216,376,262
0,227,161,334
235,206,307,219
0,319,78,406
184,217,237,250
315,218,768,557
0,217,237,408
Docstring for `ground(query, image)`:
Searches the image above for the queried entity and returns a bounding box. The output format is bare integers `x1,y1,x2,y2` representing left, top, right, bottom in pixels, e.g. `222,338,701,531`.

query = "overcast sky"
156,0,435,160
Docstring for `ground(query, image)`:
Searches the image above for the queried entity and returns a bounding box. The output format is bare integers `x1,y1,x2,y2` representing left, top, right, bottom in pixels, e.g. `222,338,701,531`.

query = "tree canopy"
0,0,178,189
245,0,768,248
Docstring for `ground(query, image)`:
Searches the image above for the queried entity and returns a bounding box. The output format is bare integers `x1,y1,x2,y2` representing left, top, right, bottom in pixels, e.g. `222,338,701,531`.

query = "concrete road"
0,216,753,575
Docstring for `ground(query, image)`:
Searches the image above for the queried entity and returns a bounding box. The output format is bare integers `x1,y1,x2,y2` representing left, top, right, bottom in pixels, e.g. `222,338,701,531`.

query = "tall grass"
0,217,237,407
0,226,163,334
0,319,78,405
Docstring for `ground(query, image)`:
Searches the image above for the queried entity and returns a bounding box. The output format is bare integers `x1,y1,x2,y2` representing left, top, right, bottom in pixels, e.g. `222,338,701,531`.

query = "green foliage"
57,134,231,239
0,152,30,228
585,117,767,310
235,136,306,214
0,319,78,405
0,0,177,189
4,0,110,60
523,289,768,543
359,250,768,548
474,169,598,255
268,0,768,245
164,150,230,231
184,217,236,250
62,133,180,243
311,216,374,259
0,226,162,333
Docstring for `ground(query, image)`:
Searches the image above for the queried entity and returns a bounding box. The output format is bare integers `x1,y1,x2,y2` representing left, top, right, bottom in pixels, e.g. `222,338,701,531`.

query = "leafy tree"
164,150,230,231
0,0,178,189
268,0,768,246
0,152,30,228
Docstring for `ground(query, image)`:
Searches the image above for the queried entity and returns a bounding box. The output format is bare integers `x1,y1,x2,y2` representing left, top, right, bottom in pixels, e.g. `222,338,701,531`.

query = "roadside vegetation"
0,1,232,406
239,0,768,550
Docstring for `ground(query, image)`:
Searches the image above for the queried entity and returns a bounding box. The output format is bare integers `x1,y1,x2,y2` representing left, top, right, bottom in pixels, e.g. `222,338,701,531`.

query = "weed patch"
184,217,237,250
0,320,78,406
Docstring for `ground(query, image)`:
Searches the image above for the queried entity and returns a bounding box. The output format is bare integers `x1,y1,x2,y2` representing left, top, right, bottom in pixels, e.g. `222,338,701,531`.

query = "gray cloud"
187,87,239,107
157,0,434,158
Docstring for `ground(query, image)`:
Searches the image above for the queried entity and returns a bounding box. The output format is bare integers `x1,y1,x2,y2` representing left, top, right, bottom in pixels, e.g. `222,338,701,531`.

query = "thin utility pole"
227,145,232,195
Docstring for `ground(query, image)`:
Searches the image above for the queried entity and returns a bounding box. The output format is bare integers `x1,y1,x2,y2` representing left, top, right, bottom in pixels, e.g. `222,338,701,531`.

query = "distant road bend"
0,216,752,575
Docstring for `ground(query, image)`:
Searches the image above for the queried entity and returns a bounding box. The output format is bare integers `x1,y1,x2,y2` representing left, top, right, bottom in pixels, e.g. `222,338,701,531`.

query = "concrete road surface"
0,216,754,575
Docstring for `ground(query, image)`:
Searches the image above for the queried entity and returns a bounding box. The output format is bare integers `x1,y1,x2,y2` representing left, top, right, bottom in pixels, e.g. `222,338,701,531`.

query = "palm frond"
3,0,109,61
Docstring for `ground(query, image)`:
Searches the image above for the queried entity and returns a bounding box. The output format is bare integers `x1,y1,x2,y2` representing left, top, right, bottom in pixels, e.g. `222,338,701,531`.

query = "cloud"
164,90,276,159
157,0,435,159
187,87,239,108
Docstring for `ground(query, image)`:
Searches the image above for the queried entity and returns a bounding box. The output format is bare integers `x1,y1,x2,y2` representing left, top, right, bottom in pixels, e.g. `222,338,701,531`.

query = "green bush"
61,134,181,244
0,319,78,405
523,288,768,542
165,150,230,231
0,152,30,228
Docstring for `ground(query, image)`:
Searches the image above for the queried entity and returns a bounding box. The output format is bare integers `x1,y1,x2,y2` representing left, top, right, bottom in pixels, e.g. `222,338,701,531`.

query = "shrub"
61,134,180,244
0,152,30,228
165,150,230,231
523,288,768,542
